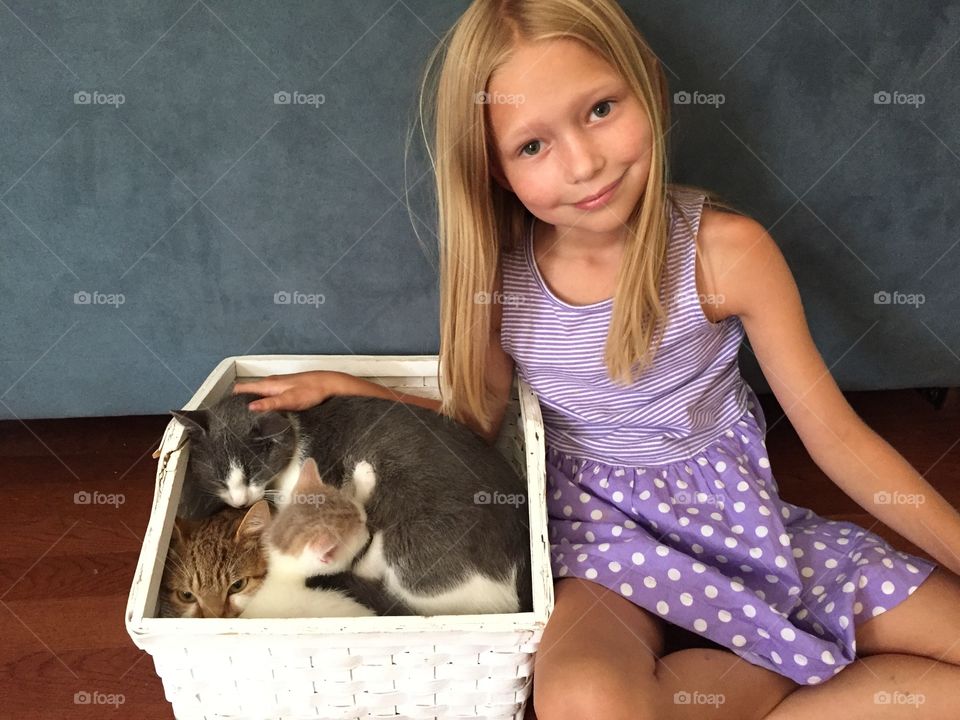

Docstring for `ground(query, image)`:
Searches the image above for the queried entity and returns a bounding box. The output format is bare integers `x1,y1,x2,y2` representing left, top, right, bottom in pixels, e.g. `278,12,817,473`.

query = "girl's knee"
533,653,659,720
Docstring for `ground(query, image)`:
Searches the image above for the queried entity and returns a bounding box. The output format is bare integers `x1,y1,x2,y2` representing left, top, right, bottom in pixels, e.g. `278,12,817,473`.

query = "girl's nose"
562,132,604,186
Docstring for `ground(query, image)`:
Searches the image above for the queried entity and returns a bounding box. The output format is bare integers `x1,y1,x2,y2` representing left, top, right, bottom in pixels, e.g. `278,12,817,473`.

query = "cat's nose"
228,486,248,506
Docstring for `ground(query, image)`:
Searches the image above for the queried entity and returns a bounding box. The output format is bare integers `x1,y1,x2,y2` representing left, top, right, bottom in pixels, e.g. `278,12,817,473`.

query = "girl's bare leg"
764,566,960,718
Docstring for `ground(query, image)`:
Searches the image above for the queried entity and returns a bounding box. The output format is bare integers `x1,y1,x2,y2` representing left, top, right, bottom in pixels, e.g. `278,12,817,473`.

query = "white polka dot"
701,525,714,537
881,580,895,595
657,502,670,514
853,601,863,614
733,501,746,513
839,615,849,629
621,583,633,597
668,568,681,581
749,548,763,559
612,490,624,503
579,492,591,504
824,558,838,569
858,576,868,589
644,576,657,589
680,592,694,606
736,481,749,492
759,457,770,468
774,555,788,568
656,601,670,615
821,650,835,665
609,561,622,572
632,552,645,565
724,537,738,549
793,654,807,666
756,526,769,538
692,562,706,573
562,506,572,517
718,609,732,622
694,618,707,632
715,461,727,472
871,606,886,617
576,553,588,563
638,490,651,501
780,628,796,641
770,651,782,664
704,584,718,599
732,634,746,647
585,531,595,542
801,567,814,578
742,604,756,618
585,568,598,579
590,509,602,521
906,563,919,574
656,545,670,557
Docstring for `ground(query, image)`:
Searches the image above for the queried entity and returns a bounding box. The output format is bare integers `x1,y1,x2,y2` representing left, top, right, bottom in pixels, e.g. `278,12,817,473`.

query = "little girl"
235,1,960,717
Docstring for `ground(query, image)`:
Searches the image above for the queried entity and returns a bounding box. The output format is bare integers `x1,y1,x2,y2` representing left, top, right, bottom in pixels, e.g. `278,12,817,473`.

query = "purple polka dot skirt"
546,406,938,685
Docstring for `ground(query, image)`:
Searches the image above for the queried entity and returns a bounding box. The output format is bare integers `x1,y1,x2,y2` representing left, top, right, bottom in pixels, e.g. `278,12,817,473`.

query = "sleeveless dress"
499,185,937,685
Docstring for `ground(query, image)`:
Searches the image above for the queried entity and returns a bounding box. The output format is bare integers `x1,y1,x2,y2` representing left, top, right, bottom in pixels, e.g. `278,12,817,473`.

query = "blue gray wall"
2,1,957,420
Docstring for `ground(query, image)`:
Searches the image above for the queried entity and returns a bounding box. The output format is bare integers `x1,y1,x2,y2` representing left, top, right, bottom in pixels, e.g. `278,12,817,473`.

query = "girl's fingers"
233,380,285,397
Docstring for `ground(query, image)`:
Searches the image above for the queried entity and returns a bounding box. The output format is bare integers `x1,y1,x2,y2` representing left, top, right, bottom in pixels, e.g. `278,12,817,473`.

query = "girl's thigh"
533,577,665,720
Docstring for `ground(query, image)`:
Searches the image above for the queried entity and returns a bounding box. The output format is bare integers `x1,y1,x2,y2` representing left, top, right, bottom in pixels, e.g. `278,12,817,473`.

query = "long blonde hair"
413,0,742,434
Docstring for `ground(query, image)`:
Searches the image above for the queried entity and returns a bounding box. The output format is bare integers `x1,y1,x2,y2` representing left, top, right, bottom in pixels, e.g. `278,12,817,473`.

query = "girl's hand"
231,371,343,412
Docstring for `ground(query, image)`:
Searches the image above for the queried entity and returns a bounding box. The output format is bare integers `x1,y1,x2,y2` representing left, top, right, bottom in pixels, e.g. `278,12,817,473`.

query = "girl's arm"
705,211,960,575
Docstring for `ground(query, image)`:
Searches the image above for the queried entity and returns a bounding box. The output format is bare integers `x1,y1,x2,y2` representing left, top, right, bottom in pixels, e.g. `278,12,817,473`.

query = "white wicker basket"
125,354,554,720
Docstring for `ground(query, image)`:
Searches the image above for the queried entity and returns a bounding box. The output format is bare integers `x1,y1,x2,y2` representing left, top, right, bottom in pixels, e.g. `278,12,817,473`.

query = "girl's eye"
177,590,195,602
228,578,248,594
518,140,541,157
515,100,616,157
592,99,614,119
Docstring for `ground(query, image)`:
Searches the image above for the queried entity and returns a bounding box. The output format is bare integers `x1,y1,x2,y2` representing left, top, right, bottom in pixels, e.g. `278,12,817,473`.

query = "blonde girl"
236,1,960,717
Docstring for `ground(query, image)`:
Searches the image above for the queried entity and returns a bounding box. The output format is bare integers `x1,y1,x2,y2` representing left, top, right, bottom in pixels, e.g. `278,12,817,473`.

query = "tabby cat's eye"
229,578,248,593
177,590,195,602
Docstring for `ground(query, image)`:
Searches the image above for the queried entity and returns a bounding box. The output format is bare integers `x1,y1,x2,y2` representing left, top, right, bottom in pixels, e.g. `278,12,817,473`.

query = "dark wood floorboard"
0,390,957,719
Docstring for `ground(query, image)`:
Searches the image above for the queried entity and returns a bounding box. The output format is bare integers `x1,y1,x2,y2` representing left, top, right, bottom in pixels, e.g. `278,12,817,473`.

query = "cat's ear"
252,412,291,442
171,409,210,437
294,457,326,495
171,516,195,545
236,500,271,541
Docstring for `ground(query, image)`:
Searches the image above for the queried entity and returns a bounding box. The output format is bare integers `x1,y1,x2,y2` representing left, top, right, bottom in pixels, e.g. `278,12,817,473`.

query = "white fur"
270,440,308,508
240,547,374,619
347,461,520,615
384,564,520,616
222,461,252,507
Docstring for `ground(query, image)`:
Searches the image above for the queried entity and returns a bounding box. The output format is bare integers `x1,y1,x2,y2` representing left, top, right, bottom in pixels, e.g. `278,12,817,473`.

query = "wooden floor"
0,389,957,719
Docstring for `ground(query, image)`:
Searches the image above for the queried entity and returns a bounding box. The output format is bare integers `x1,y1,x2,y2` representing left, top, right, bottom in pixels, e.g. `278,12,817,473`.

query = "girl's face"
486,38,653,243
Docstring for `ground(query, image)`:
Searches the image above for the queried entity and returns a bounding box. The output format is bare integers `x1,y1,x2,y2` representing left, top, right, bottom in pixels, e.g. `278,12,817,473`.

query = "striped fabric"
500,186,764,467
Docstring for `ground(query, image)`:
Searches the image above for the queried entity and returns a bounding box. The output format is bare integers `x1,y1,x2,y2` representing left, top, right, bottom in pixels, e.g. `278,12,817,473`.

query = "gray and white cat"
172,390,532,615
